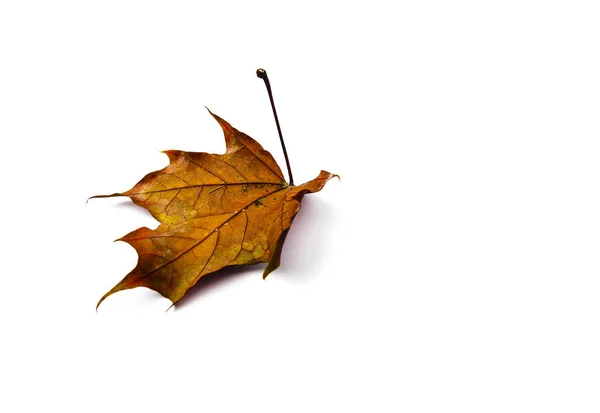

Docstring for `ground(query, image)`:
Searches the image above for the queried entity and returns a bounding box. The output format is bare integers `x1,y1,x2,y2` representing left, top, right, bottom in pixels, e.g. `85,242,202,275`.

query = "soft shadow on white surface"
95,286,172,316
274,195,341,283
173,264,261,311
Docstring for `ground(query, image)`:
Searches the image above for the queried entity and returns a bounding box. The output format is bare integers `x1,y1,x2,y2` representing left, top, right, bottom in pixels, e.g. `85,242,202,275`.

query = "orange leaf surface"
93,110,337,308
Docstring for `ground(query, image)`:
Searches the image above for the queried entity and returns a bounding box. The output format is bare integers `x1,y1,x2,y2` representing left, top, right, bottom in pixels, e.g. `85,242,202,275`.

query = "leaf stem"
256,68,294,186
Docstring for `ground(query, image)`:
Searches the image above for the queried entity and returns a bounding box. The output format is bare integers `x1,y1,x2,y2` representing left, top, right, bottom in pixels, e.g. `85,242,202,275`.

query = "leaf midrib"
128,181,284,195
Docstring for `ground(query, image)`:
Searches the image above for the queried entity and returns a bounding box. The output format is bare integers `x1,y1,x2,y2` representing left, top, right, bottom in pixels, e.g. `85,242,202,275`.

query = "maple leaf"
93,110,337,308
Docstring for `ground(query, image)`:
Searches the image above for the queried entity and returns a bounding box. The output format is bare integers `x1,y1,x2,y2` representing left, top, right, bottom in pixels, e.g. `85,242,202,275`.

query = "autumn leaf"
92,110,337,308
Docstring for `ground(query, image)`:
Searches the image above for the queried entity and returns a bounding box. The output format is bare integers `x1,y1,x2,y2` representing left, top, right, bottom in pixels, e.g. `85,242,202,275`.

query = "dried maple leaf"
93,109,337,308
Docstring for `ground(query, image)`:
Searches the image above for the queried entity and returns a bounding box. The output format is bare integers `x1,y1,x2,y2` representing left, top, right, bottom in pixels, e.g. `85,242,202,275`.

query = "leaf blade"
96,113,336,308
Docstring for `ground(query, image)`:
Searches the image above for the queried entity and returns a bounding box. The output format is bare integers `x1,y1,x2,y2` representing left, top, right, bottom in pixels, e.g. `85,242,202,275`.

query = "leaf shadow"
173,264,263,311
91,197,157,226
109,198,142,210
269,195,340,283
88,196,154,215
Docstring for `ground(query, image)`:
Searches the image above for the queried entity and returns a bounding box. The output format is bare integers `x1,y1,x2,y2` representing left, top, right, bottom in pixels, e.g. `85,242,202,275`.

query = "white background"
1,1,599,411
